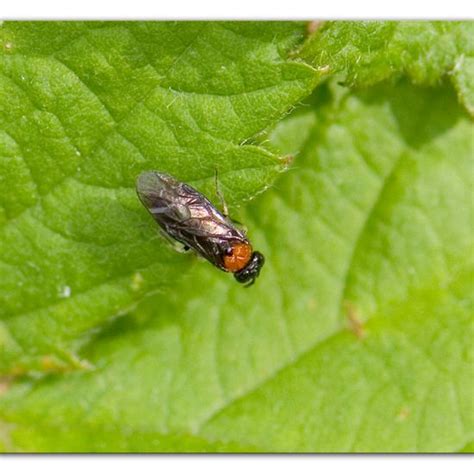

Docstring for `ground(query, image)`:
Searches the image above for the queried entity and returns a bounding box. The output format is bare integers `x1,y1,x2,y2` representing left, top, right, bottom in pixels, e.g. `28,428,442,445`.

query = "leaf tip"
279,154,295,169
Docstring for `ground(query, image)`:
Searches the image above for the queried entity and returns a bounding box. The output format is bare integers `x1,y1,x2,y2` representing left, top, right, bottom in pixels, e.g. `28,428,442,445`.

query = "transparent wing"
136,171,193,222
136,171,248,270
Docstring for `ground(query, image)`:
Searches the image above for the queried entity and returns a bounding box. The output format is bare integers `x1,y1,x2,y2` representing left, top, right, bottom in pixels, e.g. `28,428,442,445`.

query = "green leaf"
1,80,472,452
299,21,474,116
0,21,318,373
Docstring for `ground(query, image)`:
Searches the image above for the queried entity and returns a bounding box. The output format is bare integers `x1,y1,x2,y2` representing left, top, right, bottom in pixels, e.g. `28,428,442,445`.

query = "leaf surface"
1,80,472,452
299,21,474,115
0,21,318,373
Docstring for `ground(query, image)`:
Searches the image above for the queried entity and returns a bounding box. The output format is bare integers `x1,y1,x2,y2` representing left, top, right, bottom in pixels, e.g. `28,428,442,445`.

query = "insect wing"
136,172,247,270
137,172,193,223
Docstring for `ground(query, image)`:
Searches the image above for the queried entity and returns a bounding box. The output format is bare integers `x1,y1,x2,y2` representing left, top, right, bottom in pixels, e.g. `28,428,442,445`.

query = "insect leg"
214,168,229,217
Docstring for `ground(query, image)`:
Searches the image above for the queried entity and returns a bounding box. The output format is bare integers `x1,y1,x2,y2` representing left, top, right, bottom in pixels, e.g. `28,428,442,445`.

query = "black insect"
136,171,265,286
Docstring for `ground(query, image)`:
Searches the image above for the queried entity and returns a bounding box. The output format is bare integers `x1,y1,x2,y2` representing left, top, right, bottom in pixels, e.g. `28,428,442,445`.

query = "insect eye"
225,247,233,256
